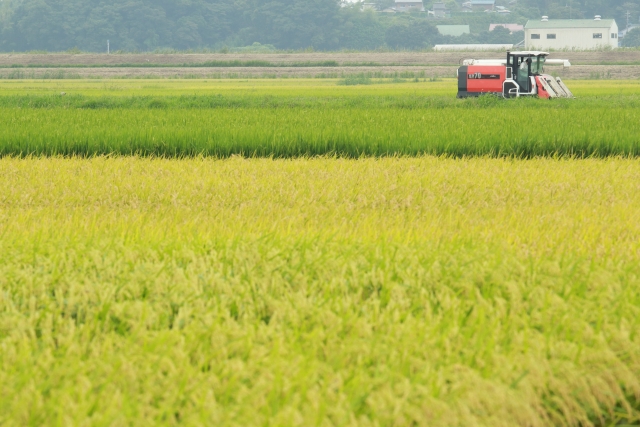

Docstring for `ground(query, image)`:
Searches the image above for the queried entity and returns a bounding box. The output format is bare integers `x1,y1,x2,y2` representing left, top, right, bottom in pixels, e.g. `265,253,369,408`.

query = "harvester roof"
509,51,549,57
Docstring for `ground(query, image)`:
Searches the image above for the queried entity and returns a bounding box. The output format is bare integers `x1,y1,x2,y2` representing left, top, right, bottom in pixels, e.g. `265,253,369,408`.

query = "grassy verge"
1,156,639,426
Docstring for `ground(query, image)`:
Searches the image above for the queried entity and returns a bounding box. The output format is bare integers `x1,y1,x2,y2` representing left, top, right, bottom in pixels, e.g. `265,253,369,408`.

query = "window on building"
531,34,540,39
547,34,556,39
593,33,603,38
612,33,617,38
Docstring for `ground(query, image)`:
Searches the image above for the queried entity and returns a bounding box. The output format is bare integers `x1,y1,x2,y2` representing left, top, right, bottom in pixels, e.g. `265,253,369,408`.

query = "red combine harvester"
457,51,574,99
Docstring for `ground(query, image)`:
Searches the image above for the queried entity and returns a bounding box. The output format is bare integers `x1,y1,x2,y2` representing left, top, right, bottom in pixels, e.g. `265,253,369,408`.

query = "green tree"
10,0,66,51
0,0,634,52
476,27,525,44
386,19,439,49
341,9,385,50
622,27,640,47
246,0,343,50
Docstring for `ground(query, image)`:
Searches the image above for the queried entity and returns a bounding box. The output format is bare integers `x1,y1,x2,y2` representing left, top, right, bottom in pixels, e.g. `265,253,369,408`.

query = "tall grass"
1,156,640,426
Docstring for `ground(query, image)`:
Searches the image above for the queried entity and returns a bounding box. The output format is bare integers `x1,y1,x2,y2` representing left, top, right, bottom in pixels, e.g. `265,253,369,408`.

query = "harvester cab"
457,51,574,99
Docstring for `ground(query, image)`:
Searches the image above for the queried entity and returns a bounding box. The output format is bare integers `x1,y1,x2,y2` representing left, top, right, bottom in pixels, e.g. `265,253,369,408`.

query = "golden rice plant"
1,156,639,426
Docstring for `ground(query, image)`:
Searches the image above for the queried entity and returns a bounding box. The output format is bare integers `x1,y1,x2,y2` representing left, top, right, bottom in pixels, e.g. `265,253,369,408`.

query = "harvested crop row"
1,156,639,426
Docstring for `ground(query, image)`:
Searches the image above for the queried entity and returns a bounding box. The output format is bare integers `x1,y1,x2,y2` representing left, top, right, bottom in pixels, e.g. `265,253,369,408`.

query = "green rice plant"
0,79,638,159
338,74,372,85
1,156,640,426
0,98,639,158
0,79,640,158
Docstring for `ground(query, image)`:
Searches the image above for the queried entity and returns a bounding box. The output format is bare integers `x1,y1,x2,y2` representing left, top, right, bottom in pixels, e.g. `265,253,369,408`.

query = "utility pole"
627,11,631,37
107,40,110,54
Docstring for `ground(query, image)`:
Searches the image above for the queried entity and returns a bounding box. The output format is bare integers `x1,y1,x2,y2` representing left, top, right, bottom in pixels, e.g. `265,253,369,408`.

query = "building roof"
395,0,423,3
470,0,495,4
434,44,512,51
525,19,616,29
437,25,471,37
512,51,550,56
490,23,524,32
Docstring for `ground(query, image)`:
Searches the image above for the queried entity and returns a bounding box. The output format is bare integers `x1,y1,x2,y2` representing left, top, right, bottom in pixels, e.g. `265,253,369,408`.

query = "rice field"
2,156,640,426
0,79,639,158
1,79,640,426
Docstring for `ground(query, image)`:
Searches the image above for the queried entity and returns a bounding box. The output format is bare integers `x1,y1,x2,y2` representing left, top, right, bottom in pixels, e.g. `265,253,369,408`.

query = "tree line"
0,0,637,52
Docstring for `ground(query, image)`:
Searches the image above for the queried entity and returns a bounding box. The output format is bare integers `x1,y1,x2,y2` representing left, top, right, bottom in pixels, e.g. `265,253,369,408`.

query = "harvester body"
457,51,574,99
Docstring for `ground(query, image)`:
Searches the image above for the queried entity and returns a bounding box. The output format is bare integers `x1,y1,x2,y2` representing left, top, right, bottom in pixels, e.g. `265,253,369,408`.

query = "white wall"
525,23,618,50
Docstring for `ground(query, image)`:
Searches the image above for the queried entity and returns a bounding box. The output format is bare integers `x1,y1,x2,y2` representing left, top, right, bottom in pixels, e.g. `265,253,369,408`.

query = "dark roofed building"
395,0,423,12
471,0,495,11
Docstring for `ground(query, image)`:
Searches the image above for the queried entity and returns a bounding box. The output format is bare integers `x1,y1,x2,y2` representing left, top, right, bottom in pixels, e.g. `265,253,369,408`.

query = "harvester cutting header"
457,51,574,99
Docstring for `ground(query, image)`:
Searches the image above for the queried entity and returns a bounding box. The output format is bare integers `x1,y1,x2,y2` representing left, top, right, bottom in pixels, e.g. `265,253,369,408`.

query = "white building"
525,16,618,50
